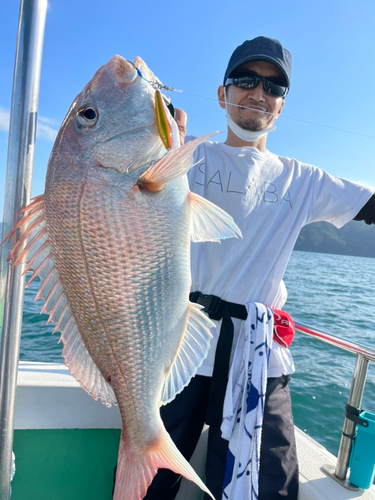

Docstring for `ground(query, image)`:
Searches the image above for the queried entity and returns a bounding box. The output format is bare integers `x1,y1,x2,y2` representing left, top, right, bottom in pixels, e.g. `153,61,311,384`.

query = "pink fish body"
6,55,241,499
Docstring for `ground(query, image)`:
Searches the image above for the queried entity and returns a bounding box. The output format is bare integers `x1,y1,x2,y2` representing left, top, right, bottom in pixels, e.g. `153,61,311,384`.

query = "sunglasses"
225,71,288,98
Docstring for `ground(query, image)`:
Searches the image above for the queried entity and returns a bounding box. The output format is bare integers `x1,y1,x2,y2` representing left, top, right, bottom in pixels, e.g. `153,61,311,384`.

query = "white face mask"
224,88,276,142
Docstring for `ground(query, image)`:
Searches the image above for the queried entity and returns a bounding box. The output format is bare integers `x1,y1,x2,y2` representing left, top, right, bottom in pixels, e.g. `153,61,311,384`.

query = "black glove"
353,194,375,225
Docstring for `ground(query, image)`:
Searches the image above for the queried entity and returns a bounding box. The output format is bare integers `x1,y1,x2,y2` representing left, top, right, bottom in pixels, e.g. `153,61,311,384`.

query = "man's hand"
174,108,187,145
353,194,375,224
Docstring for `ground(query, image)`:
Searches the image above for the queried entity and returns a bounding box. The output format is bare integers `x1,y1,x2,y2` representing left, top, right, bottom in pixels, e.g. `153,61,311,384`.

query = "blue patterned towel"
221,303,273,500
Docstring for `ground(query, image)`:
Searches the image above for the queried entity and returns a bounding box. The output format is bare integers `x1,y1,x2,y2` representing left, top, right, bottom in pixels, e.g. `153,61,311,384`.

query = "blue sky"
1,0,375,220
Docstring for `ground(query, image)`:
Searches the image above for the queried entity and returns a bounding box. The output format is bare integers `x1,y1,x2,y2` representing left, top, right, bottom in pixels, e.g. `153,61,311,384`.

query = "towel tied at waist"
189,292,273,500
221,302,273,500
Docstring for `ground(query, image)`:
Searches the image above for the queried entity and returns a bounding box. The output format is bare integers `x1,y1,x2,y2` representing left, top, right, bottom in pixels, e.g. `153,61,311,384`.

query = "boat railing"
295,321,375,489
0,2,47,499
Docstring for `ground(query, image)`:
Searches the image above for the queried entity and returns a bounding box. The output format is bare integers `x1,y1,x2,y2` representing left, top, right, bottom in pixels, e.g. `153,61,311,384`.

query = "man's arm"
353,194,375,224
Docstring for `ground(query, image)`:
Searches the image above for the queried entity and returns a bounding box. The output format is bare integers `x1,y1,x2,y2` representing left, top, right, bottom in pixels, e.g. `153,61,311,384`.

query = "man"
145,36,375,500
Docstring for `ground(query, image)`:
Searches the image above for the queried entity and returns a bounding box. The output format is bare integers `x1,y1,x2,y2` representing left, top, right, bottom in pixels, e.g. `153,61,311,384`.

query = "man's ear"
218,86,226,109
275,99,285,119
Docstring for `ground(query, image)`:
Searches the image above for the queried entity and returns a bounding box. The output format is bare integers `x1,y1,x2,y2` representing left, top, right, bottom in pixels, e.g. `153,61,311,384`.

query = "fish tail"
113,432,156,500
113,428,214,500
152,427,215,499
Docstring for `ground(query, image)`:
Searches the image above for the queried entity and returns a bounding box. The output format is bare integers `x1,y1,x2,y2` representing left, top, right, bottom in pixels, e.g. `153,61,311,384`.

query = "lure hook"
135,67,182,93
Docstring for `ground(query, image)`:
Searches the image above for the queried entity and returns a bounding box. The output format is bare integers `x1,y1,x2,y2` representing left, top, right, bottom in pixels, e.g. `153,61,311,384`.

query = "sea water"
18,250,375,456
284,251,375,456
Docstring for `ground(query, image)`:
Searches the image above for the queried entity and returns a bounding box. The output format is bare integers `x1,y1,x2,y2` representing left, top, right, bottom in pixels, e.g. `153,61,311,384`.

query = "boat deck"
176,421,375,499
296,427,375,500
12,361,375,500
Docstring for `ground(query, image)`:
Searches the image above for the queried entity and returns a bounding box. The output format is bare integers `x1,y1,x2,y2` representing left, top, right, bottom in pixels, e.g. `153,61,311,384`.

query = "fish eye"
77,106,99,127
83,108,97,120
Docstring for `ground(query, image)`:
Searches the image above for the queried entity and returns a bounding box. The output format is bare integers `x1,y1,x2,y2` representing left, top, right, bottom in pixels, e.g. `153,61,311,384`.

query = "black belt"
189,291,248,428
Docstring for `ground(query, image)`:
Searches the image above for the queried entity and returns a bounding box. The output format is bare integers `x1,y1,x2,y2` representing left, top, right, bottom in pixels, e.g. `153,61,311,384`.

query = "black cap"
223,36,292,88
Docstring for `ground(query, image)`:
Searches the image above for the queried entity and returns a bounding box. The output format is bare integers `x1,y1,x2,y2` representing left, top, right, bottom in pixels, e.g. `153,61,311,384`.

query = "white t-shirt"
188,142,374,378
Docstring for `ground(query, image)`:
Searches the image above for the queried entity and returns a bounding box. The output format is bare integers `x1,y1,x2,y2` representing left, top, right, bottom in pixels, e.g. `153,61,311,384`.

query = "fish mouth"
106,55,156,88
107,55,138,86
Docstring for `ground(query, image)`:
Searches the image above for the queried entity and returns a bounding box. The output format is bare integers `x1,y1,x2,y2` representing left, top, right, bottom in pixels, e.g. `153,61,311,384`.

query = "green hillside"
294,220,375,258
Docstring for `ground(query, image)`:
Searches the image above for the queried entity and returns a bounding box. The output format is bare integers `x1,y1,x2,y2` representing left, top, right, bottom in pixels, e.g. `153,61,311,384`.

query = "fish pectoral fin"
160,303,214,406
136,132,220,191
189,192,243,242
4,196,116,408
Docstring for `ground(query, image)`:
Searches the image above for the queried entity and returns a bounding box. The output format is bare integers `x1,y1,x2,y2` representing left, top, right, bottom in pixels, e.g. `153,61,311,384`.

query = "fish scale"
48,174,188,422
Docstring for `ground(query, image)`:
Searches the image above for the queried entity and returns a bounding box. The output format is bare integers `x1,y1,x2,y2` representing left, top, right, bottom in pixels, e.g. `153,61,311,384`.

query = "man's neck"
224,128,268,152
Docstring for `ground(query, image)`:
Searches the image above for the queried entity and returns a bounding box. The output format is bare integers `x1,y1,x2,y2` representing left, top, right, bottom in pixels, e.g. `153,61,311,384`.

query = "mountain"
293,220,375,258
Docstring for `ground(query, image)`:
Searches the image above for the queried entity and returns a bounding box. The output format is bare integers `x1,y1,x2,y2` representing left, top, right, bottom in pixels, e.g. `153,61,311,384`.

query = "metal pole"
335,354,369,480
0,1,47,497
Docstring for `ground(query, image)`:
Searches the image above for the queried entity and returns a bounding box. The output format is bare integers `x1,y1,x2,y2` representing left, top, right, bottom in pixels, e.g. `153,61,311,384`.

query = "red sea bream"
5,55,241,499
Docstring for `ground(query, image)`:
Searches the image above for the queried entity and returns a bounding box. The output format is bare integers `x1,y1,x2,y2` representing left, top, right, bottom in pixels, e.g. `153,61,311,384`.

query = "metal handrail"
295,321,374,488
295,322,375,362
0,1,47,498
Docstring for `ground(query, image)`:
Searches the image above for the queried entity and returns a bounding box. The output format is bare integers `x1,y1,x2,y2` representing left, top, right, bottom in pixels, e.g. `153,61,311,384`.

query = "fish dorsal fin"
160,302,215,405
136,132,219,191
189,192,243,242
4,196,116,407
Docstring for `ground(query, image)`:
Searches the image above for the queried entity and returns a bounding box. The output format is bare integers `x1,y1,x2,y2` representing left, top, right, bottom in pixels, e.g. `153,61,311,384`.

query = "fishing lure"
135,66,178,150
155,89,172,150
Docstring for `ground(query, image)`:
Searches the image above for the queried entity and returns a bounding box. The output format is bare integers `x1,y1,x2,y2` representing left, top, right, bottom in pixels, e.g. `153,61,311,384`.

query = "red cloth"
273,309,295,348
